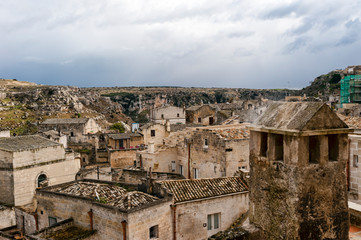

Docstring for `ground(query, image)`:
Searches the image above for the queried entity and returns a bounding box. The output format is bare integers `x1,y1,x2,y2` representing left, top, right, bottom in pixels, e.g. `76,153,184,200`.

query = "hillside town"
1,65,361,239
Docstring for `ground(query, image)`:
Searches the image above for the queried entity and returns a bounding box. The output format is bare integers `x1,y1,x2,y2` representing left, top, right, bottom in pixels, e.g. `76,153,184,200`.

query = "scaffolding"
340,75,361,105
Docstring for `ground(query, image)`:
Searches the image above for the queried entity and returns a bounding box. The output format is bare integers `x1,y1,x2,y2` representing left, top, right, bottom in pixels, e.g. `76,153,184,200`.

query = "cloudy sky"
1,0,361,88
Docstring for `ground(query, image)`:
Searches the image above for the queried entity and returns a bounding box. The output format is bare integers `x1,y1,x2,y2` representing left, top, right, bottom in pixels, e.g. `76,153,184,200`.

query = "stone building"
249,102,350,239
149,105,186,124
35,179,173,240
158,177,249,240
186,104,217,125
39,118,101,143
137,124,250,179
40,130,68,148
0,135,80,207
33,177,248,240
107,133,144,169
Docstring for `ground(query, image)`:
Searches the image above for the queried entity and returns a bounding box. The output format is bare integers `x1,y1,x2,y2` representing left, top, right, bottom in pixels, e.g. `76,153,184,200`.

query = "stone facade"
138,124,249,179
0,206,15,229
186,105,217,125
249,102,350,240
349,132,361,199
36,180,173,240
174,194,248,240
0,136,80,207
150,106,186,124
39,118,101,143
141,123,171,146
109,149,138,169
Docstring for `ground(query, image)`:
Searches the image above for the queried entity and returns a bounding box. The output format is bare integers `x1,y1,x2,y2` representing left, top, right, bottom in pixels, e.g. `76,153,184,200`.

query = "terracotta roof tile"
51,181,159,210
161,177,248,203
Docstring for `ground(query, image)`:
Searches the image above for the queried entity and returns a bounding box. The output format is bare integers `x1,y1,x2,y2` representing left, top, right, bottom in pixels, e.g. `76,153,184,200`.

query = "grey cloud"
227,31,255,39
262,2,306,19
337,18,361,46
283,37,311,54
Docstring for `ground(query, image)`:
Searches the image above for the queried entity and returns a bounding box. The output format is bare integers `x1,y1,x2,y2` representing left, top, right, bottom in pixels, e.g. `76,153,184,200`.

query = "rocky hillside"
0,83,130,135
96,87,297,122
298,71,342,100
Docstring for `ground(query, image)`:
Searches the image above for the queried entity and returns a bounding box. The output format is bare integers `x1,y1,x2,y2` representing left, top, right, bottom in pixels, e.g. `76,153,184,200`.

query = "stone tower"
249,102,350,240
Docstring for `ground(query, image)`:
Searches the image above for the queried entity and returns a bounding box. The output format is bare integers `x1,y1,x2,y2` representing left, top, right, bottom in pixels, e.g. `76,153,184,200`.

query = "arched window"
37,174,48,188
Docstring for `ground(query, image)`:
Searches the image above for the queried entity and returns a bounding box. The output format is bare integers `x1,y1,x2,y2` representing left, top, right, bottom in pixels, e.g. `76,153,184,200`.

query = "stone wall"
36,188,173,240
109,149,137,168
349,133,361,199
9,148,80,206
119,169,184,185
175,193,249,240
15,208,37,235
249,131,349,240
150,106,185,124
0,207,15,229
36,192,125,239
127,201,172,240
142,124,170,146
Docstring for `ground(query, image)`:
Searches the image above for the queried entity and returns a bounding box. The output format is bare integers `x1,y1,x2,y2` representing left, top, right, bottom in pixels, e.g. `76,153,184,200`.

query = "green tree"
109,123,125,133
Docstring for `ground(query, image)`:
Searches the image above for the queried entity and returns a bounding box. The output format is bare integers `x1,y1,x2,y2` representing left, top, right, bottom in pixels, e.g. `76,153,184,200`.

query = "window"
207,213,220,230
274,134,284,161
151,130,155,137
161,114,164,119
225,148,233,152
37,174,48,188
177,113,180,117
48,216,57,227
70,132,74,137
149,225,159,239
354,155,359,167
82,158,86,163
204,139,208,146
309,136,320,164
260,132,268,157
171,161,176,172
179,165,183,175
198,117,202,123
209,117,214,125
328,135,339,161
194,168,199,179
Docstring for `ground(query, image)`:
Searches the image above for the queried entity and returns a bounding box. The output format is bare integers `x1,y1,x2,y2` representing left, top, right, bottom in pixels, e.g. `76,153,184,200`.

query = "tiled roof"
0,136,61,152
41,118,89,125
186,104,215,111
161,177,248,203
209,128,249,140
51,181,159,210
339,115,359,129
108,132,142,140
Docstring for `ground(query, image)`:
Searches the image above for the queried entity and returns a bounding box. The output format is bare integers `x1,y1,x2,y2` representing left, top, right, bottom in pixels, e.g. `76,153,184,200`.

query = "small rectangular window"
274,134,283,161
149,225,159,239
354,155,359,167
207,213,220,230
225,148,233,152
260,132,268,157
207,215,212,230
198,117,202,123
48,216,57,227
180,165,183,175
309,136,320,164
177,113,180,117
214,213,219,229
171,161,176,172
194,168,199,179
204,139,208,146
328,135,339,162
151,130,155,137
